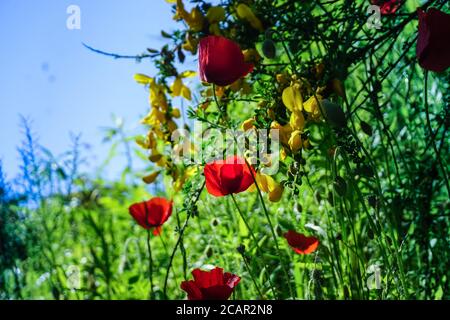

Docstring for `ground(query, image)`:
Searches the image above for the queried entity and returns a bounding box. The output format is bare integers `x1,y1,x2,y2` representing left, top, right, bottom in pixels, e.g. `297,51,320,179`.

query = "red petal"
180,280,203,300
219,163,245,194
152,226,162,236
284,230,319,254
204,156,255,197
417,8,450,72
182,267,240,300
199,36,254,86
204,162,227,196
192,267,224,288
128,202,151,229
128,197,173,230
224,272,241,288
200,285,234,300
370,0,401,15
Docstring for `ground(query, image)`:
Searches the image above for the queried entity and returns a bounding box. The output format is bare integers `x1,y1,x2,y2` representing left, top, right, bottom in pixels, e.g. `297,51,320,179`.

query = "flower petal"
199,36,254,86
284,230,319,254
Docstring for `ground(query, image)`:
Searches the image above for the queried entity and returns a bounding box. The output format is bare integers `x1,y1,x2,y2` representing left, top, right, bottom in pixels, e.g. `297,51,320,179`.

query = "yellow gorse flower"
303,94,323,121
236,3,263,32
206,6,225,35
288,130,302,153
241,118,255,131
182,32,199,54
249,173,284,202
173,166,199,192
174,0,204,32
142,171,161,184
290,109,305,131
243,48,261,64
229,78,252,94
282,81,303,112
271,121,294,147
171,70,196,101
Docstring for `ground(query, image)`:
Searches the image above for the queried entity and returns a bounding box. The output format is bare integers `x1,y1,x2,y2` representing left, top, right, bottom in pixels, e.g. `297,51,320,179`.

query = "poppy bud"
333,176,347,197
206,246,213,258
237,244,246,254
320,100,346,128
360,121,373,136
262,39,276,59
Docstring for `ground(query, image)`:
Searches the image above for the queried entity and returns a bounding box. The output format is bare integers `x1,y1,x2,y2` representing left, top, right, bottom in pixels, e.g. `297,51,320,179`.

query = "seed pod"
333,176,347,197
367,195,378,208
320,99,346,128
367,228,374,240
177,47,185,63
211,218,220,227
262,39,276,59
327,191,334,206
314,190,322,203
358,164,374,178
360,121,373,136
276,225,283,237
236,244,246,254
265,29,274,39
343,286,350,299
206,246,213,258
385,235,392,246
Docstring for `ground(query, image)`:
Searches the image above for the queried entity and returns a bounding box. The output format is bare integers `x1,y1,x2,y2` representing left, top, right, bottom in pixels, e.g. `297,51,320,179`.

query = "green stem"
424,70,450,197
244,158,296,299
230,194,278,299
163,181,205,299
146,230,154,299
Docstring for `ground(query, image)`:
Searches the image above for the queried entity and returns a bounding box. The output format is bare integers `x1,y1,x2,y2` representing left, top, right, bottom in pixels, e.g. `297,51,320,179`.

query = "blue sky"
0,0,181,179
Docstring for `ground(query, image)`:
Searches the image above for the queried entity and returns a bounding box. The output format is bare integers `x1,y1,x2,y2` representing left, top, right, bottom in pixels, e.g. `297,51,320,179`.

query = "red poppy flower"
181,267,241,300
204,155,255,197
199,36,254,86
370,0,401,15
416,8,450,73
284,230,319,254
128,197,173,235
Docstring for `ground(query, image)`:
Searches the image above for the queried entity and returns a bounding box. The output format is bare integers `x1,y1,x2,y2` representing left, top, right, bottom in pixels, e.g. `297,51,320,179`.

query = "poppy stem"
163,181,206,299
238,249,264,299
212,84,227,123
243,158,296,299
424,70,450,197
146,230,154,299
230,193,278,299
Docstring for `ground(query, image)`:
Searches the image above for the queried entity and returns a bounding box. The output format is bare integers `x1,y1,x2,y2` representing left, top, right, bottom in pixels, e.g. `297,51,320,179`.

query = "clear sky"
0,0,179,179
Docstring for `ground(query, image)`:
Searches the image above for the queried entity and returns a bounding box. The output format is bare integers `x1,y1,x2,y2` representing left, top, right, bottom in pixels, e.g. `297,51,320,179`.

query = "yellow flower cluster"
134,72,196,192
